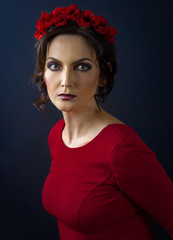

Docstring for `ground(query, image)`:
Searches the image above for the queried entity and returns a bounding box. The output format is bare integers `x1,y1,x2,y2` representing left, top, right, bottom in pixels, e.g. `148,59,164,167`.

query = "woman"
33,4,173,240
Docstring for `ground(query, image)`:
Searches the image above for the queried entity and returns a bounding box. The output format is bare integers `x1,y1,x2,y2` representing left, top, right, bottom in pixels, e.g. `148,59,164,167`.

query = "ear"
98,76,107,87
107,62,112,72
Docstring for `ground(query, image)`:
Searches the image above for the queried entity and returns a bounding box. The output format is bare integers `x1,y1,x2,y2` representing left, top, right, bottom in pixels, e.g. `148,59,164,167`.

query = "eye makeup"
47,62,62,71
46,60,92,72
74,63,92,72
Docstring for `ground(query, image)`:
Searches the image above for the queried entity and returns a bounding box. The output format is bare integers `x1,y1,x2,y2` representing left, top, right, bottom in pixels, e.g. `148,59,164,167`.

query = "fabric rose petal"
93,15,108,35
78,10,95,28
52,7,61,17
63,4,81,21
105,26,118,44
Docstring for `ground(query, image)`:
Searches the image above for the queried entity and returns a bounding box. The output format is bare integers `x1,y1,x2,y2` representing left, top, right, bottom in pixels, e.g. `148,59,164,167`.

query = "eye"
47,62,61,71
75,63,91,72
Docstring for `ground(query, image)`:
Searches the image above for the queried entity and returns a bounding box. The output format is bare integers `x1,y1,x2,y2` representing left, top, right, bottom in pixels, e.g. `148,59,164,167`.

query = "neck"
62,104,104,145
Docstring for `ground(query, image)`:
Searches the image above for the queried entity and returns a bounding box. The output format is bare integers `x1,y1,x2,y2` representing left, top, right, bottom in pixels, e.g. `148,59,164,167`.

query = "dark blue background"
1,0,172,239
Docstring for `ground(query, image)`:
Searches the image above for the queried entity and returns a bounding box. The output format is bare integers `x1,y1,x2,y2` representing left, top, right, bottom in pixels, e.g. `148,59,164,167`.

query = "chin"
52,102,75,112
51,99,90,113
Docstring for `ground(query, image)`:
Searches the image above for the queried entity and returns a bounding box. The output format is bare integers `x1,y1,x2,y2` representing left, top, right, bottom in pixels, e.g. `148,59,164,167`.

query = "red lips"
58,93,76,100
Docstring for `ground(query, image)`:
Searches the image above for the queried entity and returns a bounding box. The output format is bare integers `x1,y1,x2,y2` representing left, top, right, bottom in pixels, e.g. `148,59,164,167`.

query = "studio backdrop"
1,0,173,239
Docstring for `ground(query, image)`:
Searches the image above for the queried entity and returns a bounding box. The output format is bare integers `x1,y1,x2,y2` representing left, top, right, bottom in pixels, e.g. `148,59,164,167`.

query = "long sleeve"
110,138,173,239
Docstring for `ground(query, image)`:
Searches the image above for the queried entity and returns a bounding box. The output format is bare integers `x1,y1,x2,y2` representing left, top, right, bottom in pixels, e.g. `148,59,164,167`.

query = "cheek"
83,71,99,89
43,72,49,85
44,72,54,89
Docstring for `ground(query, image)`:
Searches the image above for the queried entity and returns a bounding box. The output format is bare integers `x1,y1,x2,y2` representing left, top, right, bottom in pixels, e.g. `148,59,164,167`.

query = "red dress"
42,119,173,240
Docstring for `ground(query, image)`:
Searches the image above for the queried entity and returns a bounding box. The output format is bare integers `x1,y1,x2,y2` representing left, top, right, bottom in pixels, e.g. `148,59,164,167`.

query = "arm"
110,139,173,239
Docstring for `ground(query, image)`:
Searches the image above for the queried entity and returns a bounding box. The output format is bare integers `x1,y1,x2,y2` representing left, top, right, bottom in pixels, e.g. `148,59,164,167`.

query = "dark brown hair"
33,21,118,111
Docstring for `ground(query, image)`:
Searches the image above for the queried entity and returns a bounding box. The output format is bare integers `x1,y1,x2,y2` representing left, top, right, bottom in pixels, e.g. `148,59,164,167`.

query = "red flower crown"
34,4,118,45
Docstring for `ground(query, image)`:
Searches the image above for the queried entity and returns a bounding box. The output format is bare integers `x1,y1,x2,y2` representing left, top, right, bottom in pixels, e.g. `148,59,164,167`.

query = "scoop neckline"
60,120,127,150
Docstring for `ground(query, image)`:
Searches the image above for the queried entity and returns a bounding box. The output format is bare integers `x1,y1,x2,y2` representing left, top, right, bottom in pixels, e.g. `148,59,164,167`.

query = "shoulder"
105,123,156,160
98,110,145,147
97,110,153,154
108,123,157,170
104,123,146,147
108,124,145,145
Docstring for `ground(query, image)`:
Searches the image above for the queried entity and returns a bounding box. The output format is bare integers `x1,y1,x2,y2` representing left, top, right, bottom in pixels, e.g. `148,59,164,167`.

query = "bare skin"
44,34,124,148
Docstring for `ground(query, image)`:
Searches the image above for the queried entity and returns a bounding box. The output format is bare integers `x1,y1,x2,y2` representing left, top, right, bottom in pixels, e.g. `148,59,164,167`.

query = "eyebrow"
46,57,94,64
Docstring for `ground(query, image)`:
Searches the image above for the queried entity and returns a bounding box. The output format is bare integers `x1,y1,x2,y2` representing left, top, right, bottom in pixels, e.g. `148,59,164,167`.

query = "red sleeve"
47,119,64,171
110,138,173,239
47,119,63,171
47,123,56,171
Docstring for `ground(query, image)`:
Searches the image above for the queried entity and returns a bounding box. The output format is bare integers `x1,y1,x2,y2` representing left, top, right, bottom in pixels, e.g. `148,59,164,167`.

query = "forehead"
46,34,96,61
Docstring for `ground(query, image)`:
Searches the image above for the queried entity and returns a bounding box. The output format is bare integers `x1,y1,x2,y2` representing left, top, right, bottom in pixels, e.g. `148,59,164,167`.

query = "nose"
61,67,73,88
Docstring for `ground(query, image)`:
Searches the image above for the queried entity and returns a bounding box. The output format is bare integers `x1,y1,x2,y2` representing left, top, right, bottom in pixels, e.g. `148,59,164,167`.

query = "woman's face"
44,34,102,113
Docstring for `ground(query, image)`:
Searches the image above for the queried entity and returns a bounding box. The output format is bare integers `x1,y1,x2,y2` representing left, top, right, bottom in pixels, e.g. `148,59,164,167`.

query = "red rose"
82,10,95,21
54,15,68,27
78,10,95,28
36,12,53,31
93,15,108,35
63,3,77,14
104,26,118,44
62,4,81,21
52,7,61,17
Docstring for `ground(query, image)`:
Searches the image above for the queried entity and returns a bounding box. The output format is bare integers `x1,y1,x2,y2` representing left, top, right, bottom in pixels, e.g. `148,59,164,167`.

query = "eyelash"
47,62,91,72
